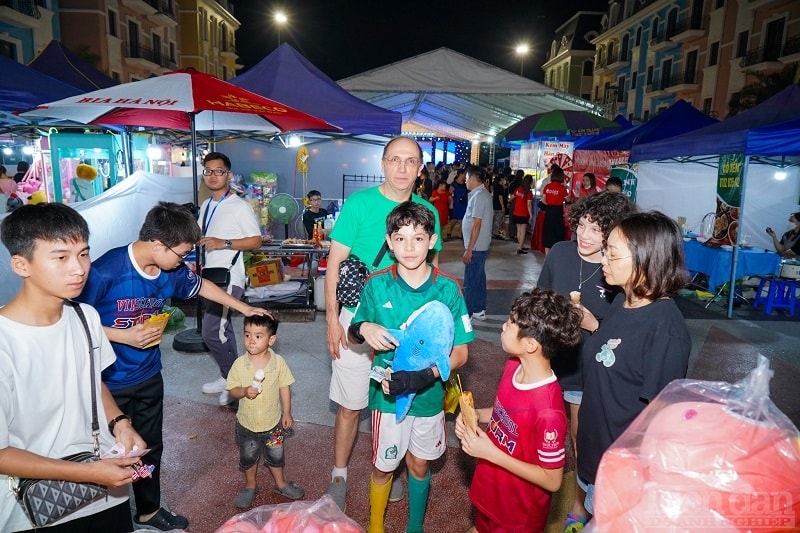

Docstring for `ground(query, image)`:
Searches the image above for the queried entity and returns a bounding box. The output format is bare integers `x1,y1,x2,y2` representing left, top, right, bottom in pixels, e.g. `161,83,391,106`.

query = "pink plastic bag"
586,355,800,532
214,494,364,533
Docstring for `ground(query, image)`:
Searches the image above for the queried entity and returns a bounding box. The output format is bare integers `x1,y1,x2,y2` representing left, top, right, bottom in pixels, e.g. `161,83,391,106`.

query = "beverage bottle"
318,257,327,276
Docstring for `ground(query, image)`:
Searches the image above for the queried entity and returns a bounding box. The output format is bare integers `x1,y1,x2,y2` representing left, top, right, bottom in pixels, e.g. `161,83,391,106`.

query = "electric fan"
267,193,300,239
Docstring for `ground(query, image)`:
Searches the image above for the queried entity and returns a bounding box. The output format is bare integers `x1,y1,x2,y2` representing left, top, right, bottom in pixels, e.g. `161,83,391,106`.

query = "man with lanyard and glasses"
324,136,444,511
198,152,264,406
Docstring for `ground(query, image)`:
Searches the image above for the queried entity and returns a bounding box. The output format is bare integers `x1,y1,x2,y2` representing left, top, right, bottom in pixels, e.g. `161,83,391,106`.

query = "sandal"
235,487,258,509
563,512,588,533
272,480,305,500
134,507,189,531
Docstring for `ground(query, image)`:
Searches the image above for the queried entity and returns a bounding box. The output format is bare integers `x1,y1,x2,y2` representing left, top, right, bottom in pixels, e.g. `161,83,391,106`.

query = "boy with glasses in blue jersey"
78,201,268,531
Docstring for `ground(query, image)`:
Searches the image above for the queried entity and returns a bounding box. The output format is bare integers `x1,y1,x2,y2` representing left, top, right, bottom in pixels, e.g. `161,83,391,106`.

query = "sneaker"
134,507,189,531
388,476,404,502
202,376,226,394
471,310,486,321
564,512,588,533
218,390,232,405
327,476,348,512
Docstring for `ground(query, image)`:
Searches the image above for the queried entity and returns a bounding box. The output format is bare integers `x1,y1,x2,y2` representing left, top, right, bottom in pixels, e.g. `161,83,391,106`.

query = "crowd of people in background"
413,159,620,258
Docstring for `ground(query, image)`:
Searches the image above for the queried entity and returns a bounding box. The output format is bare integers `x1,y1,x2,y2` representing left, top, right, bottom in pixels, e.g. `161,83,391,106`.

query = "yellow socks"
368,474,392,533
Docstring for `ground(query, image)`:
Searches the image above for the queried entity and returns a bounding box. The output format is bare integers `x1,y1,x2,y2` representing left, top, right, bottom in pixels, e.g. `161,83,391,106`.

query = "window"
617,76,626,101
200,8,208,41
0,40,16,60
703,98,713,115
685,50,698,83
222,65,228,80
709,41,719,66
666,8,678,38
594,85,600,101
643,109,650,121
764,18,786,61
152,33,162,64
628,113,634,122
111,71,121,83
108,9,118,37
583,60,593,76
736,31,749,58
662,58,673,88
128,21,140,57
651,17,659,40
635,26,642,46
631,71,637,89
647,65,654,85
621,34,630,61
169,42,175,62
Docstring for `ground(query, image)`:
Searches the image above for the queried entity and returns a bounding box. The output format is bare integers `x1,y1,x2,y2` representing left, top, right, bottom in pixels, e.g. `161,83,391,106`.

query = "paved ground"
149,237,799,532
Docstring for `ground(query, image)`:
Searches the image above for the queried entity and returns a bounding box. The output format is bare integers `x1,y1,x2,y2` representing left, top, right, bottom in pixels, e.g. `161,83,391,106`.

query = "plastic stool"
753,277,798,316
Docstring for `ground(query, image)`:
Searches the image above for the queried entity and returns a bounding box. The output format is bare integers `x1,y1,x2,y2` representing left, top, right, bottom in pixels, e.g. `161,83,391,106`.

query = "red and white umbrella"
21,68,341,204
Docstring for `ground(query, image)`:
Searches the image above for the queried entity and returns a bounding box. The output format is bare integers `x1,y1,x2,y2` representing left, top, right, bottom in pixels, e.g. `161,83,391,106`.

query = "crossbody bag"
12,301,108,528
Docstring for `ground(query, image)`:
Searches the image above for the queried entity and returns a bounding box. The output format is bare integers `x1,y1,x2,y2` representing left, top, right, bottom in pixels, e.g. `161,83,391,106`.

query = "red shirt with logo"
468,359,567,532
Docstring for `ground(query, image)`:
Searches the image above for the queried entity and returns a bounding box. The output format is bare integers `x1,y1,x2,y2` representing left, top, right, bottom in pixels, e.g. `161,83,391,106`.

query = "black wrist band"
108,414,131,435
348,321,366,344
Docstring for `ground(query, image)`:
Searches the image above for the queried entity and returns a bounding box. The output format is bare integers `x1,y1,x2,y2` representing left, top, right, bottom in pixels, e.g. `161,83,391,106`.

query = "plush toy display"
75,163,98,181
385,300,454,422
588,356,800,532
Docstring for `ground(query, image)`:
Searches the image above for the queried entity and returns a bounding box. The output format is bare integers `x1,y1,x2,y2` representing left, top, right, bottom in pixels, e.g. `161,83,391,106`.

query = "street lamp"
516,44,530,77
275,11,287,47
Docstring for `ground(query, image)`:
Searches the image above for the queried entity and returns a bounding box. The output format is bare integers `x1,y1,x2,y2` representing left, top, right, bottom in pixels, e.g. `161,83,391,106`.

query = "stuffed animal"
385,300,454,422
75,163,98,181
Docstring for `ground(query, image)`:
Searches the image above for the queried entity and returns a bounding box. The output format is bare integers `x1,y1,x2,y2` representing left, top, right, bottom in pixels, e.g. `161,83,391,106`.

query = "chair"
752,277,798,316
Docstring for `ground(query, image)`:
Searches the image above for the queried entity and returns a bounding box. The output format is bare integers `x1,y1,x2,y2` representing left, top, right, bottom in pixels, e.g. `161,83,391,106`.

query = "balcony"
740,43,785,71
650,30,678,53
607,49,630,70
120,0,157,16
148,0,178,26
664,69,700,93
670,18,704,42
219,43,236,58
0,0,42,28
594,56,610,75
645,77,670,97
124,43,177,70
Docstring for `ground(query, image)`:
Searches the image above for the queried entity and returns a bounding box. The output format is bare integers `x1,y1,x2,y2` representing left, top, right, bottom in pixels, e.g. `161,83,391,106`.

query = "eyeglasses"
163,242,192,260
202,168,230,176
600,247,631,262
309,197,322,202
383,156,421,168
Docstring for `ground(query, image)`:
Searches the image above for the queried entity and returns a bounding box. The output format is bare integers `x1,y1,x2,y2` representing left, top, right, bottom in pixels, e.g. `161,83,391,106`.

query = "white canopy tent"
338,47,597,141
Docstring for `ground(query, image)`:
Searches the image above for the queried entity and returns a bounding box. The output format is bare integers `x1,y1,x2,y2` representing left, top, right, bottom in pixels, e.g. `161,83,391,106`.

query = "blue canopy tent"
0,54,82,122
580,100,718,151
29,40,117,91
627,85,800,317
230,43,401,136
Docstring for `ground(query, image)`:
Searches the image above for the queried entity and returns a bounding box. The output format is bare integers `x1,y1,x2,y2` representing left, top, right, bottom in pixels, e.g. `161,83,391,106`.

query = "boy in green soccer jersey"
347,201,474,533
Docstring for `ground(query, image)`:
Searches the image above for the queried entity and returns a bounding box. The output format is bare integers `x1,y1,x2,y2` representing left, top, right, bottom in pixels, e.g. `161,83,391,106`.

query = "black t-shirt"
537,241,619,390
492,183,507,211
302,208,328,238
577,297,691,484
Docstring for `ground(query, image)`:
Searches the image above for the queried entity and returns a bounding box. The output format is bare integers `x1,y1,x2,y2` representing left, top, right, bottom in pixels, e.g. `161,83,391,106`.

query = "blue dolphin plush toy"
386,300,454,422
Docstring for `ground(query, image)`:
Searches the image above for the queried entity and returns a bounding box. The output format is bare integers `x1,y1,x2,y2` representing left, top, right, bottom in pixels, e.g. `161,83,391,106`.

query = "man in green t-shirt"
324,137,442,512
348,201,473,532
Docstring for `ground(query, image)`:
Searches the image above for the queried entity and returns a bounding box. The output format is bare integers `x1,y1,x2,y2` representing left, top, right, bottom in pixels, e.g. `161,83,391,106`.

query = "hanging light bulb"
22,146,34,155
2,147,13,155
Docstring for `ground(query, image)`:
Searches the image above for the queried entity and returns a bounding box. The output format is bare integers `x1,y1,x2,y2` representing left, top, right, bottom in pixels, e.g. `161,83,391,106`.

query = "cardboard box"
247,258,284,287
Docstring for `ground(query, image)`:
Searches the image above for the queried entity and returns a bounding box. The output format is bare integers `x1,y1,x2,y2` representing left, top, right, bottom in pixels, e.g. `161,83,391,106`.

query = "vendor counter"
683,239,781,291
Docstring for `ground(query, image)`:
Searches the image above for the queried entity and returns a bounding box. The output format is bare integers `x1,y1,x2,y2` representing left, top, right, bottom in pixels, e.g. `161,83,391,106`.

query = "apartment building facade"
178,0,239,80
577,0,799,123
0,0,58,63
543,11,605,102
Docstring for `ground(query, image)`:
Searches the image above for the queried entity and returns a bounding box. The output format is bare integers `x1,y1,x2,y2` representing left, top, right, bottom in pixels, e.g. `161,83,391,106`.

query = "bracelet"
348,321,366,344
108,414,131,435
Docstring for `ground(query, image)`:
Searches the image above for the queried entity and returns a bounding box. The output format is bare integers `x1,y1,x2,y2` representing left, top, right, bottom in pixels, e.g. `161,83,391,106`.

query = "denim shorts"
235,420,286,470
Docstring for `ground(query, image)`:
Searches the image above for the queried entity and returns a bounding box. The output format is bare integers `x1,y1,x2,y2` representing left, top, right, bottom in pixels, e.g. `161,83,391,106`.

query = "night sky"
234,1,608,82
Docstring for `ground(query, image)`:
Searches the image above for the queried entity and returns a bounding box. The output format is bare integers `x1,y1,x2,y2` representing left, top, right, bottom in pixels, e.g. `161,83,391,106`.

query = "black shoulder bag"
336,242,389,308
13,301,108,528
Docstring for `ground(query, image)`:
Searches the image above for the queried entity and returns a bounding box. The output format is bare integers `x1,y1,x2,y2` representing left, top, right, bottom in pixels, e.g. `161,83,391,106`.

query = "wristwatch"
224,239,232,249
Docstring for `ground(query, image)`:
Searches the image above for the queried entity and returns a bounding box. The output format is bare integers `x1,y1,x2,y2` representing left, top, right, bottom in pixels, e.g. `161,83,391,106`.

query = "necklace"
578,257,602,290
